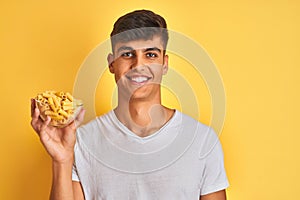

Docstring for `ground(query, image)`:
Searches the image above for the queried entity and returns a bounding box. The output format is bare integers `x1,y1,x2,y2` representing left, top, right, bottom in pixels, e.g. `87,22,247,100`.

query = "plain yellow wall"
1,0,299,199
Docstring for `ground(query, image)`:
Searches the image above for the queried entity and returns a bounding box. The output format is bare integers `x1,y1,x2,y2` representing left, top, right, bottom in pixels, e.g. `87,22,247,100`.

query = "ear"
162,54,169,75
107,53,114,73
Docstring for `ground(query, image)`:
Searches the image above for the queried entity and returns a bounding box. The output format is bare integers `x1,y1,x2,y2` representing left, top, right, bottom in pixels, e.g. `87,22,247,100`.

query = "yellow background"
1,0,299,199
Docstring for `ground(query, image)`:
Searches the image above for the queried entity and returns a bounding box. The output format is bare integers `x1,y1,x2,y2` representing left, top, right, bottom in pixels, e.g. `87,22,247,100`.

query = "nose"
131,51,145,70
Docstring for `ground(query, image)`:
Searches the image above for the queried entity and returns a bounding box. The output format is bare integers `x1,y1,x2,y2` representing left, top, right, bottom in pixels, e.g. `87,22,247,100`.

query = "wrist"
51,156,74,200
52,154,74,166
52,158,74,178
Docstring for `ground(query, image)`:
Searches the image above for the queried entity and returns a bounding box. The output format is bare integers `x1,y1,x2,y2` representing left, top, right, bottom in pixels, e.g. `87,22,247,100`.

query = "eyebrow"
144,47,161,53
116,46,134,54
116,46,162,54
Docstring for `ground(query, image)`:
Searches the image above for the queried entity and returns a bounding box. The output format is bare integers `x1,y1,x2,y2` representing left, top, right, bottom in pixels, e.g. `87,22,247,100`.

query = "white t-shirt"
72,110,229,199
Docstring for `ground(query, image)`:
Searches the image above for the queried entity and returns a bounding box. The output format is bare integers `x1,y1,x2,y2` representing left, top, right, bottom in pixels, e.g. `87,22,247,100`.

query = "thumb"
74,108,86,128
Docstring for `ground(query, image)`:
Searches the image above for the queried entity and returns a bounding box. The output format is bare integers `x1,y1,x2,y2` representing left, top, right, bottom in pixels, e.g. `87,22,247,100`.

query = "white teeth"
131,77,148,83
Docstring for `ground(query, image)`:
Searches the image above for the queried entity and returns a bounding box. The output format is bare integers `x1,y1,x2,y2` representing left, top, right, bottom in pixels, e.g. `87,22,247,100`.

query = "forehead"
113,36,164,53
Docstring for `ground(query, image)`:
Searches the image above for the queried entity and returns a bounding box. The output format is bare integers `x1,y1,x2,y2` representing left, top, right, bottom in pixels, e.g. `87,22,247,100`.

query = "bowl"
35,91,83,128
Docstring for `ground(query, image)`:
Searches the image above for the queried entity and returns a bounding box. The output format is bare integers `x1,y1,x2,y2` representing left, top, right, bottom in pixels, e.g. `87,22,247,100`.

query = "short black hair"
110,10,169,51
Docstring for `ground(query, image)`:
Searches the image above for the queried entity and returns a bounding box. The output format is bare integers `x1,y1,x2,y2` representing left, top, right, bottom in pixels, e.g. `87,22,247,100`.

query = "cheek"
114,72,124,83
114,68,128,84
113,63,127,78
151,64,164,75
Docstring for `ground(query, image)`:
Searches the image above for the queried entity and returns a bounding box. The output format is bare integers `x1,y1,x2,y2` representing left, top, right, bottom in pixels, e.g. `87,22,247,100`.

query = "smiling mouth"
126,75,152,84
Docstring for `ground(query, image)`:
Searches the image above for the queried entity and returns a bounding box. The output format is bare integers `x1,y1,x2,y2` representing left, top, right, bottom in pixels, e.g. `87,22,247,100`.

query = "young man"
31,10,229,200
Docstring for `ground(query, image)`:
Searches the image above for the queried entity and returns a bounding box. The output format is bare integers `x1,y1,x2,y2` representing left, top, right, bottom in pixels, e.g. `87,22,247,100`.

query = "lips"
125,75,152,84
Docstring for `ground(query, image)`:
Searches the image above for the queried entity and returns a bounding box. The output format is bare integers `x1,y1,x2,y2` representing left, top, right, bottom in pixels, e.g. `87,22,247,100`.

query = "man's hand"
30,99,85,163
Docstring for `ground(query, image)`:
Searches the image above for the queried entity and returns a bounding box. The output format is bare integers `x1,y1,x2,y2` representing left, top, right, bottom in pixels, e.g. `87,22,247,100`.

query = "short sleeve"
72,143,80,182
200,138,229,195
72,162,80,182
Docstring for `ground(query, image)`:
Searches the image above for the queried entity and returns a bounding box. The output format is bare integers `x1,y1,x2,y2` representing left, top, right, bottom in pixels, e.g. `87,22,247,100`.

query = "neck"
114,94,174,137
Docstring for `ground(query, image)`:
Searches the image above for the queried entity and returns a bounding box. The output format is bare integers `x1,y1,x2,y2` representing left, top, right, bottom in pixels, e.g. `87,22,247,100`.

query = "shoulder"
176,111,221,158
74,111,117,154
76,110,115,138
176,110,213,136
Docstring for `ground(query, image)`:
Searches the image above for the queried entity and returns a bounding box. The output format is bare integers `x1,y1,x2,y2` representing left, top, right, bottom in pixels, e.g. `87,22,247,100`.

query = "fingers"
39,116,51,140
31,98,36,117
76,108,86,124
61,108,85,134
31,100,85,136
74,108,86,128
41,116,51,130
31,100,42,132
31,99,51,136
68,108,85,130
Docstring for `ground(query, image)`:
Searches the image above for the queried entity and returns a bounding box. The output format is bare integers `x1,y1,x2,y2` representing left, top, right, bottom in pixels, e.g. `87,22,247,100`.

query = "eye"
121,52,134,58
146,52,158,58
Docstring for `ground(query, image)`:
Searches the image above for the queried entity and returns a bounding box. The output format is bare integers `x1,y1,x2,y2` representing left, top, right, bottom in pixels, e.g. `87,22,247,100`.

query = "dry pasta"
35,91,83,127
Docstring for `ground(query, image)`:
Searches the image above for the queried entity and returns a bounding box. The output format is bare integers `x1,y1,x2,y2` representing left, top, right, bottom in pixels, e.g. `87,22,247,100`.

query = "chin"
130,91,151,101
130,85,159,101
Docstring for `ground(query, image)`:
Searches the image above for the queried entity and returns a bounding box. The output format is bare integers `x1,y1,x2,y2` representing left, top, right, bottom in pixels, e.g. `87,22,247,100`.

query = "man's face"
108,36,168,101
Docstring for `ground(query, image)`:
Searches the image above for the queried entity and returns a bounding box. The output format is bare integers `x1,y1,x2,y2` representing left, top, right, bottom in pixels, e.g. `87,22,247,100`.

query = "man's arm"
30,99,85,200
50,161,75,200
200,190,226,200
49,161,85,200
73,181,85,200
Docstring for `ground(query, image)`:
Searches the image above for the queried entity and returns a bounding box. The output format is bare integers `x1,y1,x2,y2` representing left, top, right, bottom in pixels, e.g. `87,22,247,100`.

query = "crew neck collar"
111,109,178,141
